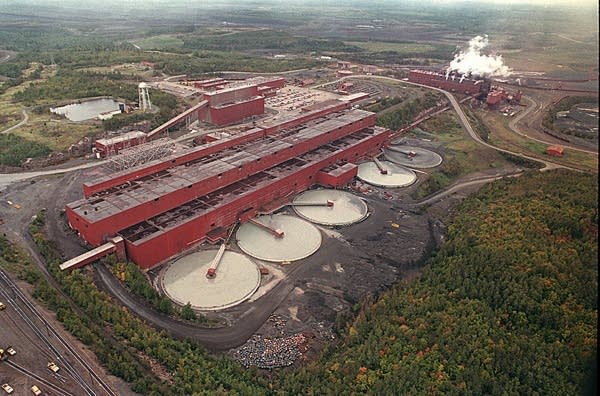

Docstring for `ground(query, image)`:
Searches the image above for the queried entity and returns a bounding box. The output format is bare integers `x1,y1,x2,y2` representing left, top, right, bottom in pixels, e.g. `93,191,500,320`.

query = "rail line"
0,269,118,396
0,270,95,395
0,294,57,362
5,360,75,396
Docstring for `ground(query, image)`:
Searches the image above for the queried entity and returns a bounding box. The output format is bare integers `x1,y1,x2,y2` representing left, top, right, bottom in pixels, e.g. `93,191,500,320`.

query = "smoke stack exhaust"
446,35,511,78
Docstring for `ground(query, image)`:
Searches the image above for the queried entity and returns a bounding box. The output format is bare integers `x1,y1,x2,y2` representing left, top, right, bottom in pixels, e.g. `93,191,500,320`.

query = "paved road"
93,167,528,350
163,74,187,82
438,83,562,171
359,75,575,170
1,108,28,134
414,171,523,207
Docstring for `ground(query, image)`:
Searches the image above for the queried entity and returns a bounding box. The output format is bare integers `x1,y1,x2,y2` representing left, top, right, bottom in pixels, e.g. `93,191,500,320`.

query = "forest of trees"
12,67,180,128
182,29,361,54
277,170,597,394
0,134,51,167
377,92,443,131
1,15,596,395
13,69,148,106
345,46,455,65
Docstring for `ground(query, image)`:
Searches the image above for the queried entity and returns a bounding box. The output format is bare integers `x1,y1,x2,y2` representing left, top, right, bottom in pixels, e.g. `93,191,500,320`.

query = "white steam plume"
447,35,511,78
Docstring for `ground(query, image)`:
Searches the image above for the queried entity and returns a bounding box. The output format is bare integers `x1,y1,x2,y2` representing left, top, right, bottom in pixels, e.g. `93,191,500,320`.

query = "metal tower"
138,82,152,111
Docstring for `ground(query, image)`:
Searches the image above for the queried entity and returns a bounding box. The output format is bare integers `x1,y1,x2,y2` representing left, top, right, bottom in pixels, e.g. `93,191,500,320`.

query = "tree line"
377,92,444,131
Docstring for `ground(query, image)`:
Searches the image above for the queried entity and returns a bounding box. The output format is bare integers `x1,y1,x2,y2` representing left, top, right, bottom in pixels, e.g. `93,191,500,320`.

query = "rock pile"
233,333,307,369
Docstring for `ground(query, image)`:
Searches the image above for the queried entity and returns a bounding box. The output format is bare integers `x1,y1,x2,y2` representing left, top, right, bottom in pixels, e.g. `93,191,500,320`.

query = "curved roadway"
1,108,28,134
96,260,296,351
93,170,526,350
509,96,598,155
338,75,572,170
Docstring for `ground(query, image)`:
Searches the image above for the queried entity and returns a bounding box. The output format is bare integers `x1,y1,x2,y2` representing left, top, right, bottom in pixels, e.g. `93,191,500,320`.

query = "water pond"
50,98,120,121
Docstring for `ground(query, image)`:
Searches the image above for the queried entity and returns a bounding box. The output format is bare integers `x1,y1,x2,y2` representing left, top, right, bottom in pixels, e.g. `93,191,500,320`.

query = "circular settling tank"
162,250,260,310
292,189,368,226
384,145,443,169
357,160,417,188
236,214,322,262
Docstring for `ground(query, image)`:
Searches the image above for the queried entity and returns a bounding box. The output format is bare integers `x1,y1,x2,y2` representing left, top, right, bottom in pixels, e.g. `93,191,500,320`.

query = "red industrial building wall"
193,78,227,89
204,85,258,107
85,100,350,196
258,101,350,135
486,90,506,106
409,70,482,95
84,101,355,197
95,135,147,158
208,96,265,126
317,163,358,187
258,77,285,89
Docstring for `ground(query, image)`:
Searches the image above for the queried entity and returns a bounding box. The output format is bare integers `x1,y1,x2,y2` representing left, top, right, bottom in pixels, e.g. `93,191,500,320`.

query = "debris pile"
233,333,307,369
232,315,336,369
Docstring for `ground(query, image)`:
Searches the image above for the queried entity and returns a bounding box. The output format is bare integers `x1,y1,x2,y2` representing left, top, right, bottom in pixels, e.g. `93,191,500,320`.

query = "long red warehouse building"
66,100,388,269
408,69,489,96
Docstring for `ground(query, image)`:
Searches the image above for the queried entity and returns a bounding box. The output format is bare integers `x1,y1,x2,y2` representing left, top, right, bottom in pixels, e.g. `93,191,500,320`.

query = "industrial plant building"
94,77,285,158
408,69,491,96
67,98,389,269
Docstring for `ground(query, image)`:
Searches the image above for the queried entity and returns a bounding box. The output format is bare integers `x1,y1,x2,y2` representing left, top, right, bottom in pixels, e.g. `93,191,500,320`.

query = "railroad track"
6,360,75,396
0,270,96,395
0,269,117,396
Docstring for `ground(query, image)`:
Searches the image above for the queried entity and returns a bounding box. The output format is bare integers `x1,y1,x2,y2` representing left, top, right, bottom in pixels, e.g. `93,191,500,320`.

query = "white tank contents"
384,145,443,169
162,249,260,310
357,160,417,188
236,214,322,262
292,189,368,226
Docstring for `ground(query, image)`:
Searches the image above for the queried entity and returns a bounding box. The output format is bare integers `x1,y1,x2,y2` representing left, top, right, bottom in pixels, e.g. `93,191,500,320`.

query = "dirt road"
1,108,28,134
0,160,104,190
509,95,598,155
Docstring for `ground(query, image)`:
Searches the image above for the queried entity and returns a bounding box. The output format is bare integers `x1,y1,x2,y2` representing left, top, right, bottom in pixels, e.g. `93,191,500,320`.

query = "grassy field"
130,34,185,50
477,108,598,172
493,19,598,75
345,41,437,53
14,115,101,151
0,77,33,130
0,66,102,152
501,44,598,75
